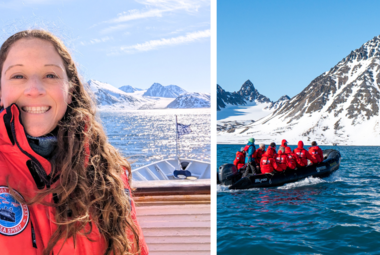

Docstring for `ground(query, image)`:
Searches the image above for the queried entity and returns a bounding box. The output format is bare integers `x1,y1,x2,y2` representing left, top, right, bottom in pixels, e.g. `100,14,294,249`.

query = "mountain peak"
143,83,186,98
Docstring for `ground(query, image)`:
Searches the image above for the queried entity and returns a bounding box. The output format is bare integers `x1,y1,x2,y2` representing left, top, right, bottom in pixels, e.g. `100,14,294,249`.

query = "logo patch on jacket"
0,186,29,236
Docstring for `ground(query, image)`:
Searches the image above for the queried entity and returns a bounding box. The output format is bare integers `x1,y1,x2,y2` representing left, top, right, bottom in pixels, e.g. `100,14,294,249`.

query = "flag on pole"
177,123,192,139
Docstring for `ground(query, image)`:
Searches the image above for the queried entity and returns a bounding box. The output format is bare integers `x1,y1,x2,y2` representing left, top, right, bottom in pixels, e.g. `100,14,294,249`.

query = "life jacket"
254,148,265,165
308,146,323,163
293,141,316,167
244,143,256,163
233,151,246,170
275,151,288,172
260,148,278,174
285,147,297,170
0,104,148,255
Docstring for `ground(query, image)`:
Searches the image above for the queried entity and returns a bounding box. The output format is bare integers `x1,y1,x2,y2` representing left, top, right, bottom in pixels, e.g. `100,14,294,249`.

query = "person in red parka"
281,139,289,149
275,146,288,172
308,141,324,163
0,30,148,255
254,144,266,167
233,147,246,171
285,146,297,170
293,141,317,167
268,142,278,158
260,147,279,174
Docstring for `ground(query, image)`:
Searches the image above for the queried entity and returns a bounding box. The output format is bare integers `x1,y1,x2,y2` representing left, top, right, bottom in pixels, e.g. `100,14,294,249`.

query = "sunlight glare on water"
100,109,210,169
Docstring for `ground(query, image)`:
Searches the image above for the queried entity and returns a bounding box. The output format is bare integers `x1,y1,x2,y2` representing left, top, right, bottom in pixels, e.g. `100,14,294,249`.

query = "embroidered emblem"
0,186,29,236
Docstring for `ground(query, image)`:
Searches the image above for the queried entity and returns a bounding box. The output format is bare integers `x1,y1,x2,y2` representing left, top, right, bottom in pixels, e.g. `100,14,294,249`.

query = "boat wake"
217,184,258,193
278,171,344,190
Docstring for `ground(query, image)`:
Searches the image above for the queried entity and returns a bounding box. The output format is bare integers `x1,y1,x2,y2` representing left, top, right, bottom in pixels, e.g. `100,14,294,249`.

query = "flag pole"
175,115,178,158
175,115,181,169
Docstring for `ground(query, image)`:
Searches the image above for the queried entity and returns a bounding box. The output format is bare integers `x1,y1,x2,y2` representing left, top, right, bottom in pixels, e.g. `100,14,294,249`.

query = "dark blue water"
218,144,380,255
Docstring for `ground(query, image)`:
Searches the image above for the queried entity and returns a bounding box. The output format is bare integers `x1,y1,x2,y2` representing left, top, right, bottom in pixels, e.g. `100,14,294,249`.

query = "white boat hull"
132,158,210,181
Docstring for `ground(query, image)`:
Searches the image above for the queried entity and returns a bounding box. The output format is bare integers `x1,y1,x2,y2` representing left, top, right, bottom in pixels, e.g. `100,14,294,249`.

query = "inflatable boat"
218,149,341,189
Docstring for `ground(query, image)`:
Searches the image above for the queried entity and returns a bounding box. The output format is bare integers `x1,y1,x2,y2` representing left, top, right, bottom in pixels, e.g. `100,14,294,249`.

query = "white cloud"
109,9,167,23
117,29,210,54
100,24,132,34
102,0,209,25
80,36,113,46
135,0,208,12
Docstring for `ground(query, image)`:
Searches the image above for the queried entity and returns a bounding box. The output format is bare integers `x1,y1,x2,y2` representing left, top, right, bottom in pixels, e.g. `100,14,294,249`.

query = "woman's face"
0,38,71,137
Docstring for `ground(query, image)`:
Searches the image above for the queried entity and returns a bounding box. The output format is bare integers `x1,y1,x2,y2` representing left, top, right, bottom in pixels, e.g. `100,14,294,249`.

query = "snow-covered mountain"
87,80,147,109
118,85,143,93
143,83,187,98
166,92,210,108
265,95,290,110
217,80,289,122
217,80,271,111
237,80,271,103
218,35,380,145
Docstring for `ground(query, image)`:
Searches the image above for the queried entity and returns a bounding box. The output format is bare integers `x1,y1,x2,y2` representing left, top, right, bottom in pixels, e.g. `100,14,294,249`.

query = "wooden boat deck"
134,179,210,255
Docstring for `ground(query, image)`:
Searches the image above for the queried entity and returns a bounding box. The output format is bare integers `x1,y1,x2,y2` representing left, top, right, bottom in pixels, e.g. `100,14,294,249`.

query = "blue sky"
0,0,210,92
218,0,380,100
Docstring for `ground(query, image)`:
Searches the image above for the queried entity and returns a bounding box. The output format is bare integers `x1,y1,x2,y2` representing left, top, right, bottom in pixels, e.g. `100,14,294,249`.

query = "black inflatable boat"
218,149,341,189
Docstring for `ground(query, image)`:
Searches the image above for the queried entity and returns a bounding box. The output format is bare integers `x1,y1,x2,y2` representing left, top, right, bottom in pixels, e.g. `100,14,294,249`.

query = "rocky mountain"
217,80,273,111
265,95,291,110
166,92,210,108
237,80,271,103
218,35,380,145
118,85,143,93
143,83,186,98
87,80,146,109
217,84,246,110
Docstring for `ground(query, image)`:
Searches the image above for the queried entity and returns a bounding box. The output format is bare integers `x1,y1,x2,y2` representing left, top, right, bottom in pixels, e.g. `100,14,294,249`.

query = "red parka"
285,147,297,170
308,146,324,163
281,139,288,148
254,148,265,165
275,150,288,172
293,141,317,167
267,146,277,159
0,104,148,255
233,151,246,170
260,148,279,174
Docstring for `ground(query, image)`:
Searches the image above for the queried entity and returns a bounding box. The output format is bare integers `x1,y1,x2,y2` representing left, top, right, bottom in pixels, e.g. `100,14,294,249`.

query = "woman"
0,30,148,254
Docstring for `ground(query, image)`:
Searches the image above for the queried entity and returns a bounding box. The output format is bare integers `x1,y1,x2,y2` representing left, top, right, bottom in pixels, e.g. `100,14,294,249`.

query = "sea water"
218,144,380,255
100,109,210,169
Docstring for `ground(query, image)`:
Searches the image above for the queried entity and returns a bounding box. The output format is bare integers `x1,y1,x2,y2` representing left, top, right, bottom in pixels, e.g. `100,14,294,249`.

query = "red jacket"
285,147,297,170
260,148,279,174
308,146,323,163
293,141,316,167
254,148,265,165
0,104,148,255
267,146,277,159
281,139,288,148
275,151,288,172
233,151,246,170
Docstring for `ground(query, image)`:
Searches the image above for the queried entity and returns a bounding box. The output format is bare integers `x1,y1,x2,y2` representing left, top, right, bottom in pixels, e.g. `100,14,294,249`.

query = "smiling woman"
0,30,148,255
1,38,72,137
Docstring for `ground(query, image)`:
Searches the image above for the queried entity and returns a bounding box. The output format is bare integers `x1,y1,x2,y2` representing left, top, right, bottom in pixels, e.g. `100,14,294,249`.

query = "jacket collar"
0,104,52,188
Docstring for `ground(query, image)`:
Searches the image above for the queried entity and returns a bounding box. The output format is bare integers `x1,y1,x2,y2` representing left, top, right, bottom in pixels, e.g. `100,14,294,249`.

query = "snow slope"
166,92,210,108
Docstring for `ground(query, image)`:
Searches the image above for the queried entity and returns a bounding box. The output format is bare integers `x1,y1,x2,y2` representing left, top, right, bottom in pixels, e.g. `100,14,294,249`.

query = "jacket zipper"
31,221,37,248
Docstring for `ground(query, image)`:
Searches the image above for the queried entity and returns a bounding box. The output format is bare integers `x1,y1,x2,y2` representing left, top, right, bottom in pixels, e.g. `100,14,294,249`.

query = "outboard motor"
323,149,341,161
218,164,241,186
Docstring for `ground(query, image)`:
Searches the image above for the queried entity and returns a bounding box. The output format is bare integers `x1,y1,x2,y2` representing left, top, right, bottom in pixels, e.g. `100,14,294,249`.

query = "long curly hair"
0,29,140,255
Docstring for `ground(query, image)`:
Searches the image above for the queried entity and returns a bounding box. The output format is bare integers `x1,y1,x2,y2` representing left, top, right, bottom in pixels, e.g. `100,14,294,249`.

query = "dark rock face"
217,80,272,111
237,80,271,103
217,84,246,110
